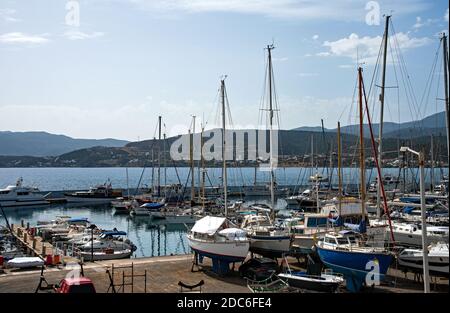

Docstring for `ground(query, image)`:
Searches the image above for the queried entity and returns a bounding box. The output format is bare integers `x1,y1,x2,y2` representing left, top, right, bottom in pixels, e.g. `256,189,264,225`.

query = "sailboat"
315,66,393,292
187,78,250,273
241,44,292,258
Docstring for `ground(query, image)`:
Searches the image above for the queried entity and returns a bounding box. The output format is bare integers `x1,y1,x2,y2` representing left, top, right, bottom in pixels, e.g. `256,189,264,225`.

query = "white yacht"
0,178,49,207
387,222,449,247
398,242,449,277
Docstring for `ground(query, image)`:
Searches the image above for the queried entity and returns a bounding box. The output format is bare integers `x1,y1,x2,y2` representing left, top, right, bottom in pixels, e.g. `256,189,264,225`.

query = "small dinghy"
7,257,44,269
79,248,133,261
278,271,344,293
277,256,344,292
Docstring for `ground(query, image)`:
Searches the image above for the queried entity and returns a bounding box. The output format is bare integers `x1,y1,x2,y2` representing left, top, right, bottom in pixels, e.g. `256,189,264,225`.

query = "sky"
0,0,448,141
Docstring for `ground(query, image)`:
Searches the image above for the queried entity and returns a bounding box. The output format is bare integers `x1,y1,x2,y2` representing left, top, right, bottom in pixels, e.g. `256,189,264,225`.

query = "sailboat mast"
430,134,434,192
311,134,314,177
191,116,196,204
376,15,390,218
267,44,276,218
358,67,366,222
221,79,228,218
442,33,449,208
442,33,449,184
201,125,205,210
338,122,342,217
158,116,162,197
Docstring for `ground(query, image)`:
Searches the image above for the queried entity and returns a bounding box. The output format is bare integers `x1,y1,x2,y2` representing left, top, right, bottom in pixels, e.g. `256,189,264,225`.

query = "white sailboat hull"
187,234,249,262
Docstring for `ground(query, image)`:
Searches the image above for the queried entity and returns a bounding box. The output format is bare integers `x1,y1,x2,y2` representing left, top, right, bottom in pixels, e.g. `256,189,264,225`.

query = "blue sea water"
0,167,447,258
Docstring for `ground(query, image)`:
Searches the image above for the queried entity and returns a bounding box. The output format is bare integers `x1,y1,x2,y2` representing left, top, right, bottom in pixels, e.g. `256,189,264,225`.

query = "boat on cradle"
283,213,333,255
0,178,49,207
315,230,393,292
398,242,449,277
241,213,292,258
64,182,122,204
386,222,448,247
187,216,250,273
77,230,135,261
277,256,344,292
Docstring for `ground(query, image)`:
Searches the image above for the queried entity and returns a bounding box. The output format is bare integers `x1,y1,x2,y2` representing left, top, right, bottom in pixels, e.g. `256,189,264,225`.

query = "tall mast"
337,122,342,217
158,116,162,197
430,134,434,192
221,78,228,217
200,125,205,210
267,44,276,219
163,132,167,194
376,15,390,218
191,116,196,204
358,67,366,222
442,33,449,185
310,134,314,177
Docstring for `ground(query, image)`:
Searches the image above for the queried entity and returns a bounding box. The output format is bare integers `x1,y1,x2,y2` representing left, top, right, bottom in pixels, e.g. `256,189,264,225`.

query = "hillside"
293,111,446,138
0,131,129,156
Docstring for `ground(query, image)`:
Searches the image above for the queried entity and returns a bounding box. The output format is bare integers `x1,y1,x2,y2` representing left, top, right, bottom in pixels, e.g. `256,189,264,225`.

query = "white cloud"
338,64,354,69
0,32,50,44
413,16,423,29
273,57,288,62
312,34,319,40
321,32,431,64
297,72,319,77
0,8,20,22
63,31,105,40
445,8,449,22
316,52,330,57
122,0,429,21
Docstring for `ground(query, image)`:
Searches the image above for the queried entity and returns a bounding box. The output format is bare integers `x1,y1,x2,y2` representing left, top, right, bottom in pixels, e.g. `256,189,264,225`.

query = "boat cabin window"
324,237,336,244
0,190,10,194
306,217,328,228
17,191,29,196
337,238,349,245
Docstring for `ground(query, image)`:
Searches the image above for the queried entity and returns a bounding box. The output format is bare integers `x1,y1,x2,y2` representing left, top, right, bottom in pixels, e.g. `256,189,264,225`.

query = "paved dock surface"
0,254,448,293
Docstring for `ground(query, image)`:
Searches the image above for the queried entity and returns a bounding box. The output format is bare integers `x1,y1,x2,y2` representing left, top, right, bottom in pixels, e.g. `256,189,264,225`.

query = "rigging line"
391,21,422,125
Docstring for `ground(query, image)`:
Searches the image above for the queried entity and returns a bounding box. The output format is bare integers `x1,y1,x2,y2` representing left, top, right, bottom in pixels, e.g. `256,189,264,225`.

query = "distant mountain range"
293,111,446,138
0,111,447,167
0,131,129,157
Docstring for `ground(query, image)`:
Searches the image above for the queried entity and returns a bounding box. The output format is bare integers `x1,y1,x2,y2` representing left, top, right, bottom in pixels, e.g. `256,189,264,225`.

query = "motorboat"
0,178,49,207
77,230,135,261
398,242,449,277
64,181,122,204
387,222,448,247
79,248,133,261
78,231,135,252
278,270,344,293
